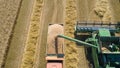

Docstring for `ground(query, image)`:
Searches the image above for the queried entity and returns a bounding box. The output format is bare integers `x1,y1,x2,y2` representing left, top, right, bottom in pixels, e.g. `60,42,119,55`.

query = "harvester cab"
74,21,120,68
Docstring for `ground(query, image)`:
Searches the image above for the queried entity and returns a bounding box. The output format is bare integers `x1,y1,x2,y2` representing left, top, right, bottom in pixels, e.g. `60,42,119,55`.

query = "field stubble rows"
1,0,120,68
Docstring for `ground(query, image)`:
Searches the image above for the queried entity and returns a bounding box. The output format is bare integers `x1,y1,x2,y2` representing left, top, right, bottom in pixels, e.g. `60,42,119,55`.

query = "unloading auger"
57,21,120,68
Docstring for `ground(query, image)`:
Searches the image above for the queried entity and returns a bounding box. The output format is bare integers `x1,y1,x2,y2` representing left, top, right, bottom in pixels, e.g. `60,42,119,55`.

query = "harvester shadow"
74,33,94,68
55,37,58,55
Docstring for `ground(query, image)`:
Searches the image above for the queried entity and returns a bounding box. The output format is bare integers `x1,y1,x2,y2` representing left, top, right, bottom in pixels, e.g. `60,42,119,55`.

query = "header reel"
75,21,120,33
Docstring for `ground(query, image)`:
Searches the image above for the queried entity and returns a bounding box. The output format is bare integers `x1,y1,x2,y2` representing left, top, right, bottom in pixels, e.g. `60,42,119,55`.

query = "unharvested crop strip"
21,0,43,68
65,0,78,68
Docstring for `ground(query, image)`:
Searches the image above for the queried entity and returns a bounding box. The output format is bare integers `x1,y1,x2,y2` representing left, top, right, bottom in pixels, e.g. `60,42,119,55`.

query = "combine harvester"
46,22,120,68
58,22,120,68
73,22,120,68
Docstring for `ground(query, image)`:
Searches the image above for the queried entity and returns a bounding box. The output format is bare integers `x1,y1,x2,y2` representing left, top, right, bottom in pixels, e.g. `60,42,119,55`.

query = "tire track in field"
0,0,22,67
4,0,34,68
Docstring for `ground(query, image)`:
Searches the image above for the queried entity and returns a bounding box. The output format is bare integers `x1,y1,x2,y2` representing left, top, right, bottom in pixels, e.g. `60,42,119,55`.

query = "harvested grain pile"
47,24,64,54
20,0,43,68
65,0,79,68
0,0,22,67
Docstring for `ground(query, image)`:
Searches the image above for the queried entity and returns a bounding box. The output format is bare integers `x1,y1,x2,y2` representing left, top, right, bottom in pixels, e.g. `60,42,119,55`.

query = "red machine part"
47,63,62,68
